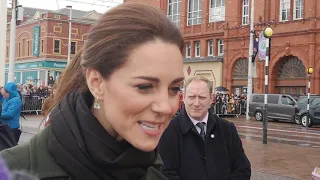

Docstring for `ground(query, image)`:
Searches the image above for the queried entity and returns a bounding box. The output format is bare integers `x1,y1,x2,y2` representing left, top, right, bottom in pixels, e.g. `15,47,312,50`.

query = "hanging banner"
33,26,40,56
258,32,267,61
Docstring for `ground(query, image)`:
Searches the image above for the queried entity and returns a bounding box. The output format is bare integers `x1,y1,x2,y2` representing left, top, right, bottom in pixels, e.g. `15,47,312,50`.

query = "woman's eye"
137,84,153,92
169,87,181,95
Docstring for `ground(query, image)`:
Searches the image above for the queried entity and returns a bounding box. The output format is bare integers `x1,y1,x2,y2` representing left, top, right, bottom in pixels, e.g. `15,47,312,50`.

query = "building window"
54,14,61,19
40,39,44,54
280,0,290,21
71,28,78,35
187,0,202,26
54,26,62,33
208,40,213,56
293,0,303,20
194,41,200,57
167,0,181,27
186,43,191,58
18,42,21,57
71,41,77,54
22,38,26,57
233,58,248,79
277,56,306,78
209,0,225,23
53,39,61,54
6,46,8,58
242,0,249,25
27,40,30,56
218,39,224,56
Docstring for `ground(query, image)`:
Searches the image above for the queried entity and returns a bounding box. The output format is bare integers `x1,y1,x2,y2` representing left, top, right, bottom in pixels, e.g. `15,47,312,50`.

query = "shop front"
5,60,67,85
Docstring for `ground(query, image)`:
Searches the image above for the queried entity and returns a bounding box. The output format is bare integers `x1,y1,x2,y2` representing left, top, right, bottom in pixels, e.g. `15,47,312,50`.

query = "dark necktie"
196,122,206,140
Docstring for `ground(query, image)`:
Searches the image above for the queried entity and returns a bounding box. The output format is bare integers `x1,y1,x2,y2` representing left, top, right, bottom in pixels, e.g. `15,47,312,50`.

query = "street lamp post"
246,0,255,120
0,0,7,85
66,5,72,65
262,27,273,144
8,0,17,83
306,67,313,129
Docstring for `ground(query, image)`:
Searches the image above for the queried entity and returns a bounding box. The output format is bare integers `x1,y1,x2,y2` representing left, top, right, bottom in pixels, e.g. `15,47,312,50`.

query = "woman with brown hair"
1,2,184,180
40,83,57,128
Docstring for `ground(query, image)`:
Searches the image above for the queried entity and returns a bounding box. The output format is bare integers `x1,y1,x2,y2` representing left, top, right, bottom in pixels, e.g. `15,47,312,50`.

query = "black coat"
159,108,251,180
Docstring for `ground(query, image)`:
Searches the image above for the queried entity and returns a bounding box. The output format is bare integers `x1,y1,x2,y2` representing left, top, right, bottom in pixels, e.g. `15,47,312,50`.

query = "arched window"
275,56,306,95
232,58,248,79
277,56,306,79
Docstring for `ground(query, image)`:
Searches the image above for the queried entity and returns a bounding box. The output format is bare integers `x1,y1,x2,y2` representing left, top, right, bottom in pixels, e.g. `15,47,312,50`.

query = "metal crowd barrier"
21,95,45,115
213,99,246,118
173,99,247,119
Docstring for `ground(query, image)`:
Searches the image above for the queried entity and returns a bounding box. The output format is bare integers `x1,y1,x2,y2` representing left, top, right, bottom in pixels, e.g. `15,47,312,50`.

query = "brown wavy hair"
48,2,184,113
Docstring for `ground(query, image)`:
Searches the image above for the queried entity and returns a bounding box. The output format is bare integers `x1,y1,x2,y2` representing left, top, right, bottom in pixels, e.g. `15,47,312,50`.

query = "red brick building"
124,0,320,96
5,7,99,85
124,0,161,8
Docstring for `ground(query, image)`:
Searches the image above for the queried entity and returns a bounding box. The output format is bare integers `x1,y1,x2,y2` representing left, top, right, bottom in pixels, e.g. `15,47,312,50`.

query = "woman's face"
90,39,184,152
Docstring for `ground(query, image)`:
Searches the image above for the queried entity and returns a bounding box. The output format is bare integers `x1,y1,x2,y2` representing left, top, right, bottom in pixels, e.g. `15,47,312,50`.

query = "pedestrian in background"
0,82,22,143
159,76,251,180
1,2,184,180
47,76,55,87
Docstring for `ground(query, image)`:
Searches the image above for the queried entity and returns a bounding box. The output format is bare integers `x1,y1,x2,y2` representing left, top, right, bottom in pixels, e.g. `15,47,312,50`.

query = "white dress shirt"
188,112,209,134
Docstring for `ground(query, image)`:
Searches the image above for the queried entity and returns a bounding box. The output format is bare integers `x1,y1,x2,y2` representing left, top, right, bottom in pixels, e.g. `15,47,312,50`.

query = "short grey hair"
184,76,213,94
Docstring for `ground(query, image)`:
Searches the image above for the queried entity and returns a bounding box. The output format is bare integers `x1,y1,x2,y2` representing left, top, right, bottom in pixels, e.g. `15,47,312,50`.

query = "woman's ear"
86,68,105,101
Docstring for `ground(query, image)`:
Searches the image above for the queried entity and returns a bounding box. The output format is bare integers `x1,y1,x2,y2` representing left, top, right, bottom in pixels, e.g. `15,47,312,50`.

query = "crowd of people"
213,93,247,115
17,84,52,98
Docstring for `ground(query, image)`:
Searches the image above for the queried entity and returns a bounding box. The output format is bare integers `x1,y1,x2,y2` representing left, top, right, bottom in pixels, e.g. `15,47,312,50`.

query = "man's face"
1,88,9,99
184,80,213,121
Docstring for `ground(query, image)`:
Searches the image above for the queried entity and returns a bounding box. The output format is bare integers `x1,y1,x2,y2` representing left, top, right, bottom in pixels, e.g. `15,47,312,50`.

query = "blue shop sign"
5,61,67,70
33,26,40,56
43,61,67,68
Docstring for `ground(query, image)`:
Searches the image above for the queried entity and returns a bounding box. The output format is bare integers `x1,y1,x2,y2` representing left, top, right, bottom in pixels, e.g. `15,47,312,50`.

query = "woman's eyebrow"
172,77,184,84
132,76,160,82
132,76,184,84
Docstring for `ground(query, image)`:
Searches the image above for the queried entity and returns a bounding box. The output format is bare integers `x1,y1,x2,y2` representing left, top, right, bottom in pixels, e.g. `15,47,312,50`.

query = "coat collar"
179,107,217,135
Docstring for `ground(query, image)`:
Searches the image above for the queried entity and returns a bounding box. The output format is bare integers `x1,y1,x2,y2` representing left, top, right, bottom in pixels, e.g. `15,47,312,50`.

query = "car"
248,93,299,123
296,95,320,127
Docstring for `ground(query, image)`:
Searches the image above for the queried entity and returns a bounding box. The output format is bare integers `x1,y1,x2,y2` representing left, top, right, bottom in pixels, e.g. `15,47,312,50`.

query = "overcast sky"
8,0,123,13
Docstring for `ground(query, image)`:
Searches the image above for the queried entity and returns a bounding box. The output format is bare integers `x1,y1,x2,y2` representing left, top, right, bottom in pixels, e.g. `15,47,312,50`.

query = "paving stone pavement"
251,171,299,180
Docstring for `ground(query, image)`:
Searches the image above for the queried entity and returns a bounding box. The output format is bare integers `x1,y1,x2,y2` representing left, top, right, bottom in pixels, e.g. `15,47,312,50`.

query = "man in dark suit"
159,76,251,180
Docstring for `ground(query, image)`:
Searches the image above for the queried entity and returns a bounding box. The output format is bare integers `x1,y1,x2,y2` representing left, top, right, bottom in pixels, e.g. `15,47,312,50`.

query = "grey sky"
8,0,123,13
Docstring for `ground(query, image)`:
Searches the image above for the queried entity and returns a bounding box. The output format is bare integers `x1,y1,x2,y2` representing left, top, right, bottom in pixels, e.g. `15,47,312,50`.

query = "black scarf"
48,90,163,180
